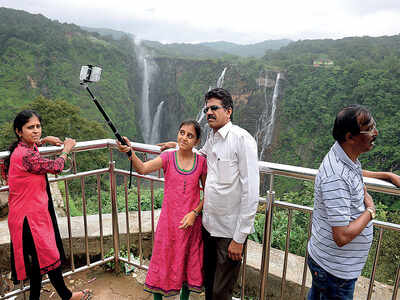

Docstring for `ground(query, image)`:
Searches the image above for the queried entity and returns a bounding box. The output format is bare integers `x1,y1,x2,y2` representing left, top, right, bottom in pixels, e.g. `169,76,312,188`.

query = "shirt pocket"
217,159,236,184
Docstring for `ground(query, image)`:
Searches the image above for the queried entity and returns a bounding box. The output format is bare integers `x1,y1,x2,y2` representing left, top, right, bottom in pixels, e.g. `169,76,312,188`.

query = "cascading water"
256,72,281,160
196,68,228,144
216,67,227,89
196,85,212,124
135,39,162,144
149,101,165,145
255,73,269,148
140,57,152,143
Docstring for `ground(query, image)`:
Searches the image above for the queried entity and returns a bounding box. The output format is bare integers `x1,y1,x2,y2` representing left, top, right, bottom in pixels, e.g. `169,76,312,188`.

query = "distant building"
256,77,267,87
313,59,334,67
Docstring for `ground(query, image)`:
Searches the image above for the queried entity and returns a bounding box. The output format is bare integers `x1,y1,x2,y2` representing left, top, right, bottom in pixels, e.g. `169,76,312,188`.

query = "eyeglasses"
359,123,377,136
203,105,224,114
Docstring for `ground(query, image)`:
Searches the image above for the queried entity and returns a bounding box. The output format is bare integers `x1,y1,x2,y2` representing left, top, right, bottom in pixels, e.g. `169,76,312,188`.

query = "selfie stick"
81,82,133,188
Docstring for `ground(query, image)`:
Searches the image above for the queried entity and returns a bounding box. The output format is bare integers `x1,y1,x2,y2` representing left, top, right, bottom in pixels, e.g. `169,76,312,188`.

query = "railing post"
109,160,120,273
367,227,384,300
259,188,275,300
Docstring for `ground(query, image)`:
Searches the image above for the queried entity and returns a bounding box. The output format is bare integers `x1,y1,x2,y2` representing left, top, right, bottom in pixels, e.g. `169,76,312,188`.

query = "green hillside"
1,7,400,284
200,39,292,57
141,40,233,59
0,7,140,139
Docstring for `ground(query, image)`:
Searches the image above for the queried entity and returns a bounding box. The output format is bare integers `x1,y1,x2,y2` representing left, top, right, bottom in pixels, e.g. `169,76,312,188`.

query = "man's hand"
228,240,243,261
388,173,400,187
363,170,400,188
157,141,177,151
363,185,375,210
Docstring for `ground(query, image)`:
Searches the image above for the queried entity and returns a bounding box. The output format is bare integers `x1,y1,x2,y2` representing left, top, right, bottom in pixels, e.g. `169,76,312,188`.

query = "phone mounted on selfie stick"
80,65,133,188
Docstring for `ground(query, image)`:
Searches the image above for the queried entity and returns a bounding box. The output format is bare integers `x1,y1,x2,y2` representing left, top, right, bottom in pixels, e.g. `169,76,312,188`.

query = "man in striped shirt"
307,105,400,299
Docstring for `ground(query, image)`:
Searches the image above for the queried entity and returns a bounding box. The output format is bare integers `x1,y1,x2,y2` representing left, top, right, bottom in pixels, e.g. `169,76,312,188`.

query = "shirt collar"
332,141,361,171
213,121,232,139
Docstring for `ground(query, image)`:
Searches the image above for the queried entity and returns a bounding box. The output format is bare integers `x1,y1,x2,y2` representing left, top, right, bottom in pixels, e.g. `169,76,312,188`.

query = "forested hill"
0,7,140,139
263,35,400,179
199,40,292,57
1,7,400,189
82,26,291,59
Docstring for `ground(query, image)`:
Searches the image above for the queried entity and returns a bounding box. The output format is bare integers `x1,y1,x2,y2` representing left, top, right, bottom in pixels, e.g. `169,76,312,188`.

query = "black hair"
332,104,372,143
204,88,234,121
178,119,202,141
3,110,42,176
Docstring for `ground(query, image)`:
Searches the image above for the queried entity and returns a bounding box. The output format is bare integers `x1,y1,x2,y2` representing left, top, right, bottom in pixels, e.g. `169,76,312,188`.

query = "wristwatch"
366,207,376,219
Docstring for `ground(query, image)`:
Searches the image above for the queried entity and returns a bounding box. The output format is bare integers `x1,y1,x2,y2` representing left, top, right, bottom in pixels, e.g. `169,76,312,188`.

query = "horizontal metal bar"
119,257,149,271
0,257,113,300
0,139,162,159
274,200,313,213
1,139,398,195
114,168,165,183
0,168,110,192
258,161,400,196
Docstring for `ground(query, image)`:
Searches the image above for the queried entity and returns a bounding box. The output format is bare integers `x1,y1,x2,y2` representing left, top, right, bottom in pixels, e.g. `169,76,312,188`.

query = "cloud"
339,0,400,16
2,0,400,43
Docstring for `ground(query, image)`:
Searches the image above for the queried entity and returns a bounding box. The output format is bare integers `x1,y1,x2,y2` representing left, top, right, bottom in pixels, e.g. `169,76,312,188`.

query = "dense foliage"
200,39,292,58
0,7,139,140
262,36,400,209
249,181,400,284
1,7,400,286
142,39,292,59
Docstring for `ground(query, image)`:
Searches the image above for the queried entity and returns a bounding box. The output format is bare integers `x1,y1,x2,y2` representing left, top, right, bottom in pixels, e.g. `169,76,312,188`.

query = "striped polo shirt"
307,141,373,279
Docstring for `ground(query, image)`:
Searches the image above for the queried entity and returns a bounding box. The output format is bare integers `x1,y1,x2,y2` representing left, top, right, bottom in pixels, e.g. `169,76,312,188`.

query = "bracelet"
192,209,200,217
61,151,69,157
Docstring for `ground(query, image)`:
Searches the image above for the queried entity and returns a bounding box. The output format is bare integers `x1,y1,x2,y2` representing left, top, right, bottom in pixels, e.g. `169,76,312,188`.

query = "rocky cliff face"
133,55,284,160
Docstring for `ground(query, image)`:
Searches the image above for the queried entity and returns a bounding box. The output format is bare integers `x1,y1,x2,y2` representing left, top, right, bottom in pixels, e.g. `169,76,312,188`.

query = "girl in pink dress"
117,120,207,300
4,110,91,300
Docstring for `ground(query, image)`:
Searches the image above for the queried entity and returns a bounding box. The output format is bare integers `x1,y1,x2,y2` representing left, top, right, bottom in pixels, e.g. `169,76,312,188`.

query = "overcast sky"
2,0,400,44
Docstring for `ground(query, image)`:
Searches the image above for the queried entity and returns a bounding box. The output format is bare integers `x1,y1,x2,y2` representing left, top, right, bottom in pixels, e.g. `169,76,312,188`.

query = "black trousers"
22,218,72,300
202,227,243,300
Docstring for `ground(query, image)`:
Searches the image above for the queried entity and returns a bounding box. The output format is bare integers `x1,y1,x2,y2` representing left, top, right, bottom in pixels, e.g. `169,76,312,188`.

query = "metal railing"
0,139,399,300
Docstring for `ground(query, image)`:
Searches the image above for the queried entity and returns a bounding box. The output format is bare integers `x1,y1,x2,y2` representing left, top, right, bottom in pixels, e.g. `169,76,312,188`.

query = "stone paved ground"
10,266,205,300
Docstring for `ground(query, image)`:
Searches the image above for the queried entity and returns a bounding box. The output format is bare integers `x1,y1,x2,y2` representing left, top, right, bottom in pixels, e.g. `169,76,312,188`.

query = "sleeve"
233,134,260,243
22,148,65,175
160,151,170,174
321,174,351,227
199,133,211,158
201,155,207,176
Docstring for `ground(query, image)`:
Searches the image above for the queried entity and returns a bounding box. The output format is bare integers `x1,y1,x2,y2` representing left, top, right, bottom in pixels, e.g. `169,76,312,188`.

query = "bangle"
61,151,69,157
192,209,200,217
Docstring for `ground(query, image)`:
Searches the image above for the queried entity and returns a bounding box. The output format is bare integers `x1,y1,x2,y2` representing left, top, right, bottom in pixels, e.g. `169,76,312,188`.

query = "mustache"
207,115,216,120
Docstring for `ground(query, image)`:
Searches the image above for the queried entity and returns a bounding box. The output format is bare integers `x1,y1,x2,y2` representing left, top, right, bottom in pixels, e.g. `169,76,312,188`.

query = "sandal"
72,289,93,300
80,289,93,300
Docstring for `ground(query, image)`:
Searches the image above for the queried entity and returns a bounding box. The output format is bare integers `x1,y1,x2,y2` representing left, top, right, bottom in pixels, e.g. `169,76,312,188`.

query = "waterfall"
216,67,227,88
141,57,152,143
196,86,213,123
135,39,160,144
149,101,165,145
196,68,227,145
255,73,269,148
257,72,281,160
